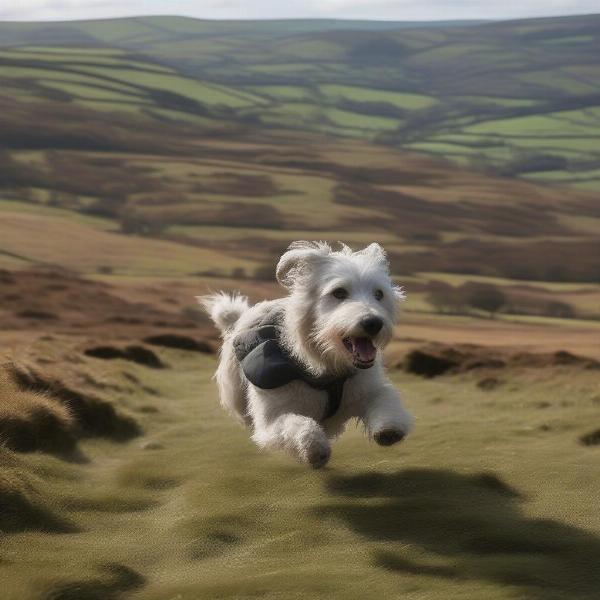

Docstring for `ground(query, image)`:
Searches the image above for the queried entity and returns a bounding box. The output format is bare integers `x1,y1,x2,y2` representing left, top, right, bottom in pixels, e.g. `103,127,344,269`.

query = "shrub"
119,208,166,235
500,153,568,176
545,301,575,319
427,282,465,314
253,263,276,281
461,283,506,317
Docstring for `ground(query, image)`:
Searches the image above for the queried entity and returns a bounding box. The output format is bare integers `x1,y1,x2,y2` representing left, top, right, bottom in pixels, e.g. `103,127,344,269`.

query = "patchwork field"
1,14,600,185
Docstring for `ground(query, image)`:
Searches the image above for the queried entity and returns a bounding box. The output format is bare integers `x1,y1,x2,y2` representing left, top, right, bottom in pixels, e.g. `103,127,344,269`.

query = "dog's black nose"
361,316,383,337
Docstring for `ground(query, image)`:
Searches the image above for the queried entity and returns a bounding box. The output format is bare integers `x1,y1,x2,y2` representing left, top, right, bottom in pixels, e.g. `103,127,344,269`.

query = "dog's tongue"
353,337,376,363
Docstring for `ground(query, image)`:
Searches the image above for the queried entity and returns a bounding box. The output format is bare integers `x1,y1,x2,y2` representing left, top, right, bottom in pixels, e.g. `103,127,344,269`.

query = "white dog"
199,241,413,468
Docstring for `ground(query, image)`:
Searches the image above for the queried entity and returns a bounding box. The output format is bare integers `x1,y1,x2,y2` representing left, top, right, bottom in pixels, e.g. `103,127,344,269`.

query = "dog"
199,241,413,468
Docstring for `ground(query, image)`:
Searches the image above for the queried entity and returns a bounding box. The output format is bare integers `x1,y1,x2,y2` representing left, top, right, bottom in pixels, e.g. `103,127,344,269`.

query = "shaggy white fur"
199,241,413,468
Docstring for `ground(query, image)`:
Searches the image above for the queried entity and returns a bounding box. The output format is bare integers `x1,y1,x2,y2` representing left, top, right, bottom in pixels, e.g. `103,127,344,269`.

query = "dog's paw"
306,444,331,469
374,428,406,446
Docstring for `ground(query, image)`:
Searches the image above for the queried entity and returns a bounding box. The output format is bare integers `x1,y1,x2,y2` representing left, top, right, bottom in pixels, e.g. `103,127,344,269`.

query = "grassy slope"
0,37,598,313
1,15,599,185
1,101,598,310
2,136,599,315
2,347,600,600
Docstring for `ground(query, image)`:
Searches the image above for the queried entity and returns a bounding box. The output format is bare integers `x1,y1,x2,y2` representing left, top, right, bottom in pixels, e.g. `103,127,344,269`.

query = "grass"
0,198,117,230
248,85,314,101
40,80,144,102
324,107,400,131
0,48,172,72
2,347,600,599
0,365,76,455
319,84,437,110
418,271,600,292
465,113,600,137
79,67,264,108
0,210,257,276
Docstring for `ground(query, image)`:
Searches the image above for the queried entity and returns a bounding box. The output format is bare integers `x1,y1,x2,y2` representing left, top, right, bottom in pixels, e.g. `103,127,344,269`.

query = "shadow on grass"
45,563,145,600
317,469,600,599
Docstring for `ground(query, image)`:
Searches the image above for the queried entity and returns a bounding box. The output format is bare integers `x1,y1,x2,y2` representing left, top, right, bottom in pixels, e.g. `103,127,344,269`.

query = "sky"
0,0,599,22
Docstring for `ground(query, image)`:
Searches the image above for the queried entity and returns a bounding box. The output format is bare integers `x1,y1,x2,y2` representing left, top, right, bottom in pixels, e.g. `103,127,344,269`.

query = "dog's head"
277,241,405,373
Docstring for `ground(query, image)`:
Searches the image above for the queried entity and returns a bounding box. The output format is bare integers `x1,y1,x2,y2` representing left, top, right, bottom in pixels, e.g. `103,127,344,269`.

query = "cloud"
1,0,599,21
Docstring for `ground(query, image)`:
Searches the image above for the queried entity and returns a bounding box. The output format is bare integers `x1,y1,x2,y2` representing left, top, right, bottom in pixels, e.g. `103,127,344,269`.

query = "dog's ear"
360,243,404,300
359,242,389,270
276,241,331,288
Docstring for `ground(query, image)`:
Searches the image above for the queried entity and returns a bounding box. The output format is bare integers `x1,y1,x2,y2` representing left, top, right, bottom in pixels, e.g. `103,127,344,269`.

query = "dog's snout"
361,316,383,337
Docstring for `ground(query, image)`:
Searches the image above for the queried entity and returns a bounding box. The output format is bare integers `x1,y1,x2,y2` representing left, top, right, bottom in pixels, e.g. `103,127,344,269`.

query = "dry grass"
8,361,141,443
0,211,247,276
0,364,76,455
0,447,77,534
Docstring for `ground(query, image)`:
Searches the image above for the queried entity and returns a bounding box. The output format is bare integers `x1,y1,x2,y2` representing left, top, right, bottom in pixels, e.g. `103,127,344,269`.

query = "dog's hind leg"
248,389,330,468
215,337,251,426
253,413,331,468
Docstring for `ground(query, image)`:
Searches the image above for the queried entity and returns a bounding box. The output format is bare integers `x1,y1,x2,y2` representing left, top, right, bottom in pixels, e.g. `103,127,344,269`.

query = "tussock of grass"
45,563,145,600
0,365,77,455
84,345,166,369
579,429,600,446
7,362,141,442
142,334,212,353
0,449,76,533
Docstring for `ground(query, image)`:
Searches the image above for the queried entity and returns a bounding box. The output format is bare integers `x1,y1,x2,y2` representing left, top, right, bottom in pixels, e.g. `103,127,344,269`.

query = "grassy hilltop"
1,13,600,600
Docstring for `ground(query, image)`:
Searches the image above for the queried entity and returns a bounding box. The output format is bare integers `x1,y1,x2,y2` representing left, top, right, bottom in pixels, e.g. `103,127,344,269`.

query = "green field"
1,14,600,184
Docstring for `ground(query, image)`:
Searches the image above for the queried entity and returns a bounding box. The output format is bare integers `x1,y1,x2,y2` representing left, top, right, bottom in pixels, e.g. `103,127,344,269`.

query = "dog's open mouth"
343,337,377,368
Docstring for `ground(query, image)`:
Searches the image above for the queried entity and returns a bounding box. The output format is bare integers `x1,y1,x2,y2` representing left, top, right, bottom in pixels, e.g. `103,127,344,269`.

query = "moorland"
0,14,599,600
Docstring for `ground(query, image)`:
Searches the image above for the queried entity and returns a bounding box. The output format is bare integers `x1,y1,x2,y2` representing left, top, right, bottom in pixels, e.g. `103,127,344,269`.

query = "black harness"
232,312,351,421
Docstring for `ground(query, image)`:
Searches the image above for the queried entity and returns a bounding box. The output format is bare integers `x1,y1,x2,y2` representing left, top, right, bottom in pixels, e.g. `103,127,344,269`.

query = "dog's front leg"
362,381,413,446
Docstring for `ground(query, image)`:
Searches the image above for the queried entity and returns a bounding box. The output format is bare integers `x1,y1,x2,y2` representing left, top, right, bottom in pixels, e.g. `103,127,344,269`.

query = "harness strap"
321,378,345,421
233,312,350,421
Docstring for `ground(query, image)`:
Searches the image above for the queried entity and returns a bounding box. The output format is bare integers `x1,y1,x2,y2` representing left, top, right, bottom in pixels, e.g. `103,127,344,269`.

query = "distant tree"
500,153,568,176
181,306,209,325
545,301,575,319
231,267,246,280
462,283,506,318
47,191,62,207
119,208,166,236
427,282,464,314
545,264,569,282
253,263,276,281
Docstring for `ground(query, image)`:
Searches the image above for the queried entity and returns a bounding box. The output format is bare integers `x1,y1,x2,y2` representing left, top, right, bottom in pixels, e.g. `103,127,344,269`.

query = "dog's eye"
374,289,384,301
332,287,348,300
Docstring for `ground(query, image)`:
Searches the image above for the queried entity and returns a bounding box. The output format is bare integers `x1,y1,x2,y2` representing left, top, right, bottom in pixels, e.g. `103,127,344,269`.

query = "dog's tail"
197,292,250,335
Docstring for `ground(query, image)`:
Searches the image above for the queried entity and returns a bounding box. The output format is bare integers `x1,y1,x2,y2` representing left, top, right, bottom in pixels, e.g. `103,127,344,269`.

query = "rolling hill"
1,14,600,188
0,14,599,322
